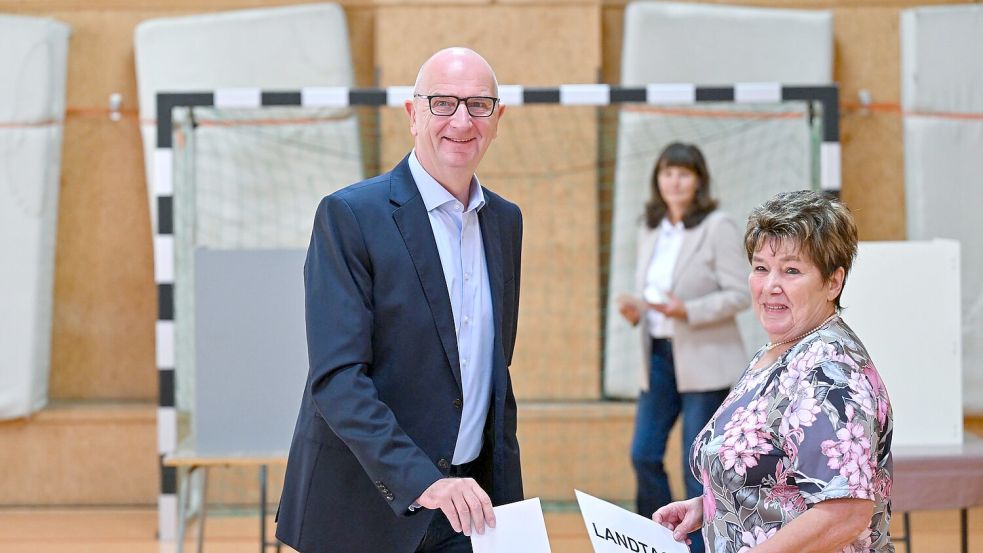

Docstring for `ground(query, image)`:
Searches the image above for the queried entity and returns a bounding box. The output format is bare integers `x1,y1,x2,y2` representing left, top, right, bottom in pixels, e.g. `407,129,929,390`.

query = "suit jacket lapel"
389,157,462,390
478,192,508,485
671,220,708,291
478,197,504,362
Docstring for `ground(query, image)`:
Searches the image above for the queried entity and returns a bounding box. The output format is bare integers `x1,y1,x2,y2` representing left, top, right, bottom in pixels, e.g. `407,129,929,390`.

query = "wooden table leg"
961,508,968,553
904,511,912,553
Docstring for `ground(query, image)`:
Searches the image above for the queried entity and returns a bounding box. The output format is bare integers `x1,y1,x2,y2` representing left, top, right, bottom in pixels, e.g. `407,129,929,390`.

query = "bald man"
275,47,524,553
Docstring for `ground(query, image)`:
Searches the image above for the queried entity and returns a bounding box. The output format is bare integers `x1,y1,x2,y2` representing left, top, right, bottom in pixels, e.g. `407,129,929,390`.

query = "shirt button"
464,272,471,281
454,203,463,212
461,359,468,367
463,316,470,325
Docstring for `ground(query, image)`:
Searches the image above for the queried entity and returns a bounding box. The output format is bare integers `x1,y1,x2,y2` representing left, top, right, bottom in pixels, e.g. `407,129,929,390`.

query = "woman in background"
617,142,750,553
654,190,894,552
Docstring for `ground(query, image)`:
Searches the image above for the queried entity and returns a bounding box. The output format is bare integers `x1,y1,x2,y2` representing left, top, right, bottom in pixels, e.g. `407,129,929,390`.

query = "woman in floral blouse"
653,191,894,552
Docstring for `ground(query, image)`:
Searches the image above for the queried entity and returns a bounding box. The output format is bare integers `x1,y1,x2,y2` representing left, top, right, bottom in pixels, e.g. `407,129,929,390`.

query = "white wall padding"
901,5,983,413
0,15,70,419
134,2,359,225
621,2,833,86
0,15,71,420
605,2,833,398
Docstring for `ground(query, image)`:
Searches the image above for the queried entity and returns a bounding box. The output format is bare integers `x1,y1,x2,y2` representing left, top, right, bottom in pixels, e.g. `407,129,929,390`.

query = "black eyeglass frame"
413,94,501,117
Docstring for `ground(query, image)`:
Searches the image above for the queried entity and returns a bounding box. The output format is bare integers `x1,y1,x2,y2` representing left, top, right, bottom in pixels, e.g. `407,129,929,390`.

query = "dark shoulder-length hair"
644,142,718,229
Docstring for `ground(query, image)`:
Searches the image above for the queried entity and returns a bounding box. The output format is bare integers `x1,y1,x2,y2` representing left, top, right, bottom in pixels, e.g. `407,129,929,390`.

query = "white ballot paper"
575,490,690,553
471,497,553,553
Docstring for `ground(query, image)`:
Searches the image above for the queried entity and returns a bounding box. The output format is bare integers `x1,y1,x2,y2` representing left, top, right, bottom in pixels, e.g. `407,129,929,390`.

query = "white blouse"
644,217,684,338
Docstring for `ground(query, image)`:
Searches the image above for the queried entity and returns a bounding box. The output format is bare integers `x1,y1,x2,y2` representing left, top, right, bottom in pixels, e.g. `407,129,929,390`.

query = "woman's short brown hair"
744,190,859,308
645,142,718,229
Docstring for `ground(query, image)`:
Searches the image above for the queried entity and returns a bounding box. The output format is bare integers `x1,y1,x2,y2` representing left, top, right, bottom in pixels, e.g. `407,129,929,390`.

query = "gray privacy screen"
193,248,309,455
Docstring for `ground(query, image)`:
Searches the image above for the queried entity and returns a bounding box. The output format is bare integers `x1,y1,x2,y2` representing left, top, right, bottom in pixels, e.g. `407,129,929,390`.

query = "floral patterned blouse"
690,316,894,553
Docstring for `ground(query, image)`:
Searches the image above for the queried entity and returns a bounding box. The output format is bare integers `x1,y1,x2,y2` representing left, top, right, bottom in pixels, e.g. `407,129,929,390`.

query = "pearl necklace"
764,312,839,352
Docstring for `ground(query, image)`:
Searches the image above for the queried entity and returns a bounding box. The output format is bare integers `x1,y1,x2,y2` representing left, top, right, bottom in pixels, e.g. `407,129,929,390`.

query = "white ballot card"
575,490,690,553
471,497,553,553
642,287,666,305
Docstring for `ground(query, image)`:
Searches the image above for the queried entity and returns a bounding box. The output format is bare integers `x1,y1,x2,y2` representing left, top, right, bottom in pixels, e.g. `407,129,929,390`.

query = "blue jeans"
631,338,728,553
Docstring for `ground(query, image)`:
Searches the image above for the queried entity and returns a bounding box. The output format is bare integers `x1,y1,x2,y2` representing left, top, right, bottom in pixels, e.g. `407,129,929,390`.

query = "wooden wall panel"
840,110,906,240
375,6,600,87
517,403,686,503
2,0,975,512
597,0,975,8
347,7,376,87
50,114,157,399
598,1,951,241
2,5,374,400
46,11,164,400
0,403,158,505
376,5,602,400
1,0,971,401
601,6,624,85
834,6,907,240
483,105,601,400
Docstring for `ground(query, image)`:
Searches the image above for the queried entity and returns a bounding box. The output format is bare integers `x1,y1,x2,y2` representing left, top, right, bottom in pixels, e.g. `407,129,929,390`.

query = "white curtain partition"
0,15,70,420
901,5,983,413
605,2,833,398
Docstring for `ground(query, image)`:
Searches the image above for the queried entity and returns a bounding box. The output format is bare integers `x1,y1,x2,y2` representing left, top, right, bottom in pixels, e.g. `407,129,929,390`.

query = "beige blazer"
635,210,750,392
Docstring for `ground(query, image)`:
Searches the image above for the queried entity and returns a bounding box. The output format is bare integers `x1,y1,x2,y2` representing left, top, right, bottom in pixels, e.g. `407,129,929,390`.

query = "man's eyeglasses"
414,94,500,117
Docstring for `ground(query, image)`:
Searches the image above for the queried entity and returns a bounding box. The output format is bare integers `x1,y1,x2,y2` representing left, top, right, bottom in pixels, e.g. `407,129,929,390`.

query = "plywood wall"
601,0,974,240
376,5,602,399
43,10,169,400
0,2,374,400
0,0,965,401
833,5,908,240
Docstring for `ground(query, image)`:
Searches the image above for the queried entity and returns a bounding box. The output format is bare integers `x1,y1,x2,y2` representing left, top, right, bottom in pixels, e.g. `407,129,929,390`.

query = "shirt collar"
660,216,684,234
409,149,486,213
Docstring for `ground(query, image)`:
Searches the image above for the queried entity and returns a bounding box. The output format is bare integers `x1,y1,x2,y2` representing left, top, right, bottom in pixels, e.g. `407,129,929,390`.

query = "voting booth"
841,240,962,447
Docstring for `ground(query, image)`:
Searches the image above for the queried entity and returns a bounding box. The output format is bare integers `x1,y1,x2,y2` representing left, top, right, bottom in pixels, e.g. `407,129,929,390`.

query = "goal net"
164,92,825,506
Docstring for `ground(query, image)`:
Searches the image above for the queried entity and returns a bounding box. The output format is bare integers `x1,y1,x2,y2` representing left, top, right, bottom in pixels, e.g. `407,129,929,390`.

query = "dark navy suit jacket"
275,155,523,553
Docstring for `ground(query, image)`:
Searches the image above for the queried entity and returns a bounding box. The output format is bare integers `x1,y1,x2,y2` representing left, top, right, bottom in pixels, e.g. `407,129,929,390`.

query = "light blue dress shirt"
408,151,494,465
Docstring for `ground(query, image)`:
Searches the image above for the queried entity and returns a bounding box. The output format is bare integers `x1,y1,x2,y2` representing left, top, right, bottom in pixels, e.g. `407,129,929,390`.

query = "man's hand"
416,478,496,536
